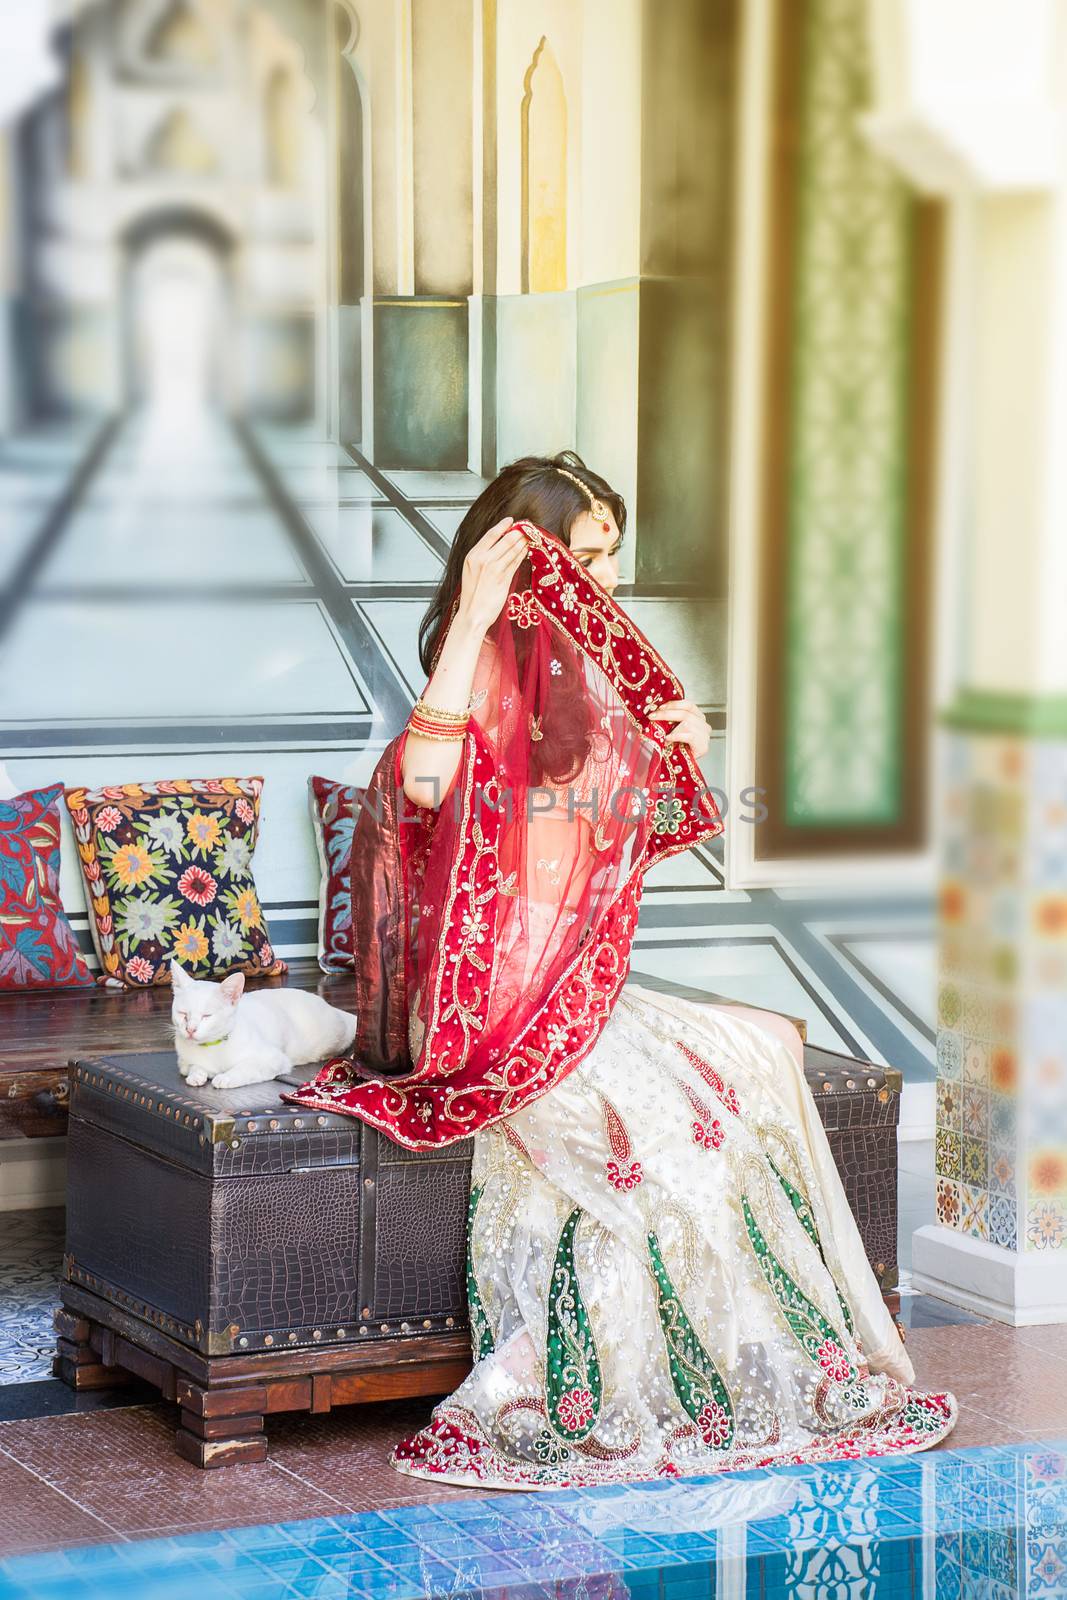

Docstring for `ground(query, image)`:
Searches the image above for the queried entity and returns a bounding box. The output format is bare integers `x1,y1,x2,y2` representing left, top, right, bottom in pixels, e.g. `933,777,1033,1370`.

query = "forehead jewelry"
555,466,613,532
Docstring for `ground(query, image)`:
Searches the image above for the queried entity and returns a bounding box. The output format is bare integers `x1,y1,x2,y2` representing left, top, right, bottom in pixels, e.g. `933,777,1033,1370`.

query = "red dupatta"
282,520,724,1147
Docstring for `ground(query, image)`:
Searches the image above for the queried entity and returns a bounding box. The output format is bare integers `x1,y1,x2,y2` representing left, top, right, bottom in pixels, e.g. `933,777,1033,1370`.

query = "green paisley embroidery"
545,1208,603,1442
647,1232,734,1450
466,1183,495,1361
742,1193,858,1385
767,1156,855,1338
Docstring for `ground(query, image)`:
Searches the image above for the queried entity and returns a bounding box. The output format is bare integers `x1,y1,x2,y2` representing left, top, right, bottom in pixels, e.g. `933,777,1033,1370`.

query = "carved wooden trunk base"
55,1285,472,1469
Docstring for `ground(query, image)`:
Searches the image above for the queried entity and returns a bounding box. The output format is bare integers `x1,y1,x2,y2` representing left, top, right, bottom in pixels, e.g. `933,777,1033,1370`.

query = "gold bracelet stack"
408,697,470,742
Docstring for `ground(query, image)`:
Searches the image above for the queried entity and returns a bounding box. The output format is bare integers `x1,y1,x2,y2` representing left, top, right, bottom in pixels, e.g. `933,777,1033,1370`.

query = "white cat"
170,961,357,1090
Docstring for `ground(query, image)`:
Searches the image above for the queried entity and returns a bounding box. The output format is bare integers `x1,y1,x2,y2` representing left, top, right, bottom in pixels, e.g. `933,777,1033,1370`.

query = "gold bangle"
413,697,470,724
407,722,468,742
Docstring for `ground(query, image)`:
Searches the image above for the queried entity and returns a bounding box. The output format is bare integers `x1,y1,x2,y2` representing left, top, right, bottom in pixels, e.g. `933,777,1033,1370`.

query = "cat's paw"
185,1069,209,1088
209,1069,252,1089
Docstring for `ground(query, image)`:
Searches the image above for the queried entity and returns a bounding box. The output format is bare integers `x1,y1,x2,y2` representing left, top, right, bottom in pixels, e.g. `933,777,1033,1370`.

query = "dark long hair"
418,450,626,677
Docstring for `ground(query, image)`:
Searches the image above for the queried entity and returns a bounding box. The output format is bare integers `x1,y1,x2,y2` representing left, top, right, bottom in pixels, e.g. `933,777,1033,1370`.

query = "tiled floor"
0,1439,1063,1598
0,1322,1063,1562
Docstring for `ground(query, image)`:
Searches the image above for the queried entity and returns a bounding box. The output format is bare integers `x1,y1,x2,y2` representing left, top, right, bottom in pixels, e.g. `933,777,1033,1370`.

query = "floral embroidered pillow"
308,775,360,972
64,777,286,988
0,785,96,989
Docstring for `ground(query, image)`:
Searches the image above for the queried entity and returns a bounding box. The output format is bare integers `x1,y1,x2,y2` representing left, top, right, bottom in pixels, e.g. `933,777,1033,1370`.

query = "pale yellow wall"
347,0,402,294
577,0,641,286
522,38,567,293
495,0,580,296
970,192,1067,697
412,0,473,295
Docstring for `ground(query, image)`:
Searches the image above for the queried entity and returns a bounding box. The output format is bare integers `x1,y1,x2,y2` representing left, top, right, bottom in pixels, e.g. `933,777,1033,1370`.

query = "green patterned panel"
465,1183,495,1361
742,1193,857,1383
647,1232,734,1450
545,1208,603,1442
782,0,915,826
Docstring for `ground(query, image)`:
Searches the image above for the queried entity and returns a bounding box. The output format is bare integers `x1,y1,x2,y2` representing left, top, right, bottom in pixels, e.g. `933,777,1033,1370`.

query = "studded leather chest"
63,1036,902,1363
64,1052,473,1357
802,1044,903,1292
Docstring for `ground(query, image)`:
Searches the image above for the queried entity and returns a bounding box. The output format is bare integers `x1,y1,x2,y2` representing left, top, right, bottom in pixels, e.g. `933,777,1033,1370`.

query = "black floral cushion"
65,776,286,987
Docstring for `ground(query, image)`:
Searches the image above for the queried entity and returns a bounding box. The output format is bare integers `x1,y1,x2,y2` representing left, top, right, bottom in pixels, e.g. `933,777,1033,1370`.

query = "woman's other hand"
648,699,712,759
458,518,530,636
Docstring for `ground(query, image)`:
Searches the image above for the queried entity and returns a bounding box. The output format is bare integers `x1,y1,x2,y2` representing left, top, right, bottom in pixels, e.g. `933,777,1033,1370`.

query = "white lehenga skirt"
391,982,957,1489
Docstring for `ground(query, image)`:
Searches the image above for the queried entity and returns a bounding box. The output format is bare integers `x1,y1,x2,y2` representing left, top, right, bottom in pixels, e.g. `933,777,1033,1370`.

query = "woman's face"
568,508,622,596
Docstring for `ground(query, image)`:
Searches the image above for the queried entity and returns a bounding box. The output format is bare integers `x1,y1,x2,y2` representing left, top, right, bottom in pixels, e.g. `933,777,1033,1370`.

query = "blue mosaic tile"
2,1441,1067,1600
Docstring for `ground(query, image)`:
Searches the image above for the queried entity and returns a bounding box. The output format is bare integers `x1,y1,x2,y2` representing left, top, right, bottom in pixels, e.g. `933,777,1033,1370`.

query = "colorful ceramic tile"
1026,1201,1065,1252
989,1094,1017,1150
962,1085,988,1139
936,1128,962,1182
963,1040,990,1086
961,1184,989,1241
937,1030,963,1082
989,1151,1015,1196
962,987,995,1042
987,1193,1017,1251
936,1178,961,1230
938,982,963,1029
1030,1145,1067,1191
937,1079,962,1132
962,1136,989,1189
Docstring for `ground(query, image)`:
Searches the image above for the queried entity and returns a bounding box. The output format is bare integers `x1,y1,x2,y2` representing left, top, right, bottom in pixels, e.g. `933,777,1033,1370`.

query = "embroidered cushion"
64,776,287,988
308,775,361,972
0,784,96,989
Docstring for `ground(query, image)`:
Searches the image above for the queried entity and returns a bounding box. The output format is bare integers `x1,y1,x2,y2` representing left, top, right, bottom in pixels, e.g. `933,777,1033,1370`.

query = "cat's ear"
170,960,191,989
219,972,245,1005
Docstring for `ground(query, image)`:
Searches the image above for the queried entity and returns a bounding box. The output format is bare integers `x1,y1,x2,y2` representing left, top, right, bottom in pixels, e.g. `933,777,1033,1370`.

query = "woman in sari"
286,452,956,1489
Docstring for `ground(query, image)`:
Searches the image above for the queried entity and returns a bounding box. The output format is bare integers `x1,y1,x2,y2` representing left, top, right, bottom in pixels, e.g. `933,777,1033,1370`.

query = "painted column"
864,0,1067,1322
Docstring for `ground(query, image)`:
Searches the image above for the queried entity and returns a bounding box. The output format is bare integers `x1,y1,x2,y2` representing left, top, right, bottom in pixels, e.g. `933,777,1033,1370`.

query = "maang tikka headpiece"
555,466,613,532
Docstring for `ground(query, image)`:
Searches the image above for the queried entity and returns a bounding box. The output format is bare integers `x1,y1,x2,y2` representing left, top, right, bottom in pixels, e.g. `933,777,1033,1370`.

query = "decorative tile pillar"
920,704,1067,1320
862,1,1067,1322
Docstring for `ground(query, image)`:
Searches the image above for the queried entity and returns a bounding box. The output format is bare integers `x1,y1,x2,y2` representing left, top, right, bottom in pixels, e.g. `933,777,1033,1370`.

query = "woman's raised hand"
648,699,712,759
458,518,530,636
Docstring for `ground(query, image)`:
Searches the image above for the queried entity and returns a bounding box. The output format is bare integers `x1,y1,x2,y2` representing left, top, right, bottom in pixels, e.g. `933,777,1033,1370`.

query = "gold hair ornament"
555,466,612,532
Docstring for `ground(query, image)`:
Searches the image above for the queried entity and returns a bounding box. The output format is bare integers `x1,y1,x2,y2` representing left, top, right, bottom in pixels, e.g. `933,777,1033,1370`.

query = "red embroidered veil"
282,520,724,1148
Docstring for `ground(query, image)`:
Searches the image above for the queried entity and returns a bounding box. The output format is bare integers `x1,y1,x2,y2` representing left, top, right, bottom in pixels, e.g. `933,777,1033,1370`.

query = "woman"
285,452,956,1489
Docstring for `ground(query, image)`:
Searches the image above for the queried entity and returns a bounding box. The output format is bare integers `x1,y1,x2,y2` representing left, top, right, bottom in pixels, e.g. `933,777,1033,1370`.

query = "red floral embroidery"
680,1081,725,1151
676,1040,741,1115
388,1389,958,1490
502,1121,533,1160
696,1400,732,1448
816,1339,852,1384
606,1158,643,1192
603,1098,643,1190
505,589,540,629
557,1387,595,1434
177,865,217,907
96,806,122,833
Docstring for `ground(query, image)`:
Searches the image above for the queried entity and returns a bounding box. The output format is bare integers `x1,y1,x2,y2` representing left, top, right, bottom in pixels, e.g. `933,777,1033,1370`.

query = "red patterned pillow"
0,785,96,989
65,776,287,988
308,775,360,972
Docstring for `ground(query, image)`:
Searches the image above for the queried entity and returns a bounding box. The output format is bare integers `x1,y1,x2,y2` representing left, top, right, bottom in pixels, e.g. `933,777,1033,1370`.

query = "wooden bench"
0,960,350,1141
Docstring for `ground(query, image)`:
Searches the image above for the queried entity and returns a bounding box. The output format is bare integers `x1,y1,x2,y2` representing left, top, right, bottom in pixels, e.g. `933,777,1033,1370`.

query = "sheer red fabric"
282,520,724,1147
